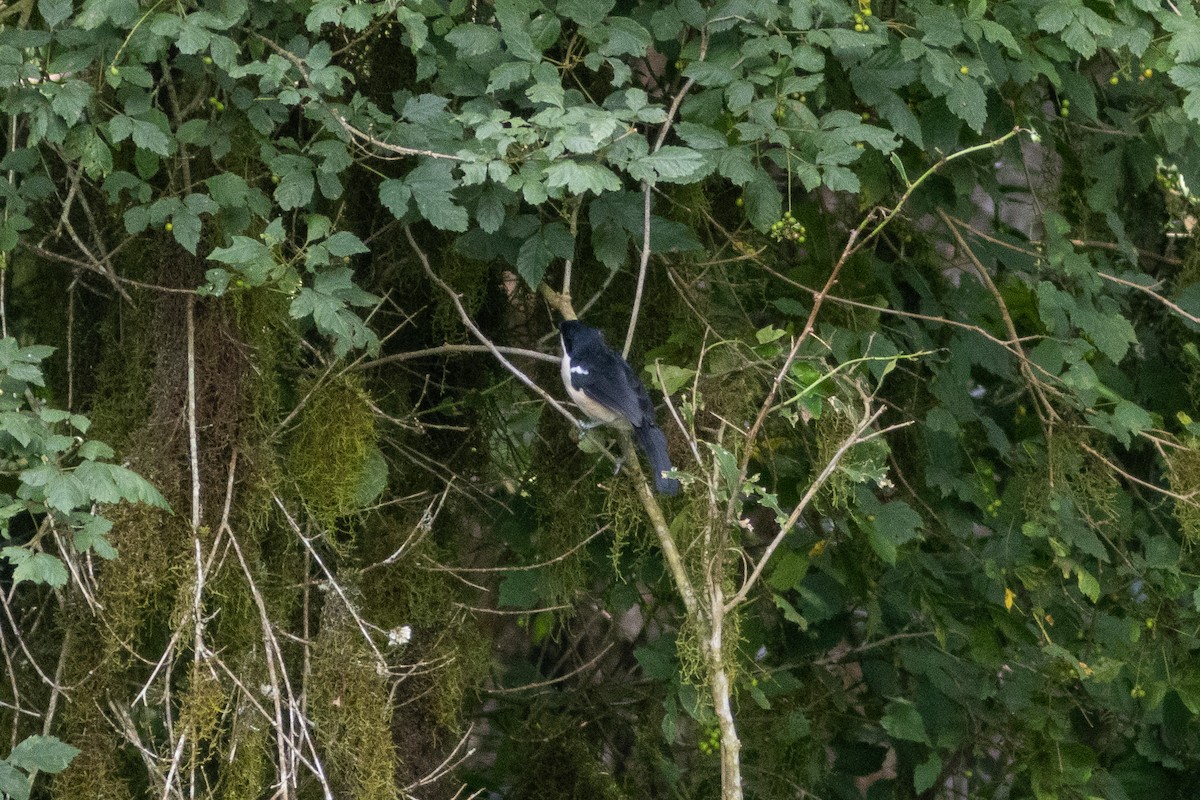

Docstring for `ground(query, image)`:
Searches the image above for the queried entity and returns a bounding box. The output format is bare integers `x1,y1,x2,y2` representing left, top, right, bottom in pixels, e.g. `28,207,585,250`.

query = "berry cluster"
698,727,721,755
853,0,872,31
770,211,807,243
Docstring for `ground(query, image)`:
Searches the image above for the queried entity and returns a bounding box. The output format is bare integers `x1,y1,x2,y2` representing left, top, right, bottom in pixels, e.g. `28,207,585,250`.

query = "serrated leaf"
0,762,29,800
9,551,68,588
865,499,922,565
476,187,507,234
275,170,314,211
488,61,531,93
516,222,574,287
881,699,930,744
1075,565,1100,602
498,569,539,608
73,515,117,559
7,735,80,773
131,119,172,156
945,77,987,133
544,160,622,195
744,172,782,230
599,17,651,57
406,160,468,231
914,752,943,793
632,146,708,184
558,0,615,28
38,0,71,27
170,208,202,254
323,231,369,257
445,23,501,57
380,178,412,218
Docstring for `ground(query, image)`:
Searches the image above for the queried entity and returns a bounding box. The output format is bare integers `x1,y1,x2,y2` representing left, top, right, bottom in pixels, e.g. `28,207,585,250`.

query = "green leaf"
131,119,172,156
1075,565,1100,602
945,77,987,133
275,170,314,211
379,179,412,219
633,642,676,681
7,735,80,773
766,551,809,592
406,160,468,231
599,17,651,57
323,231,370,257
46,472,91,512
881,698,930,744
4,550,69,588
744,172,782,230
649,365,696,395
864,499,922,565
629,146,708,184
516,222,574,287
488,61,531,93
773,594,809,630
0,761,29,800
558,0,615,28
38,0,72,27
446,23,501,57
544,160,622,196
73,515,118,559
170,208,202,254
354,446,388,507
498,569,539,608
49,79,93,127
914,752,943,793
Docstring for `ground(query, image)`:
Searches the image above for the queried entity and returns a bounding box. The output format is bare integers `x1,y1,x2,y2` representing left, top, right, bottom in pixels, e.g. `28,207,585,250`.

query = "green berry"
1109,75,1119,85
960,65,969,75
1143,68,1153,78
203,56,213,65
109,65,119,76
164,222,173,232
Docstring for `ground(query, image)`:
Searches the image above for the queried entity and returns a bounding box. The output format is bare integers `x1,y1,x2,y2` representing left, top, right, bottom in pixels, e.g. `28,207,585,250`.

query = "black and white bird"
559,320,680,496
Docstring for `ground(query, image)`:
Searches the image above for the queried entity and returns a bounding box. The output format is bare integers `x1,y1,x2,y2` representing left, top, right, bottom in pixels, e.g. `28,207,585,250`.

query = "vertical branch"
186,296,201,529
622,32,708,358
622,183,654,360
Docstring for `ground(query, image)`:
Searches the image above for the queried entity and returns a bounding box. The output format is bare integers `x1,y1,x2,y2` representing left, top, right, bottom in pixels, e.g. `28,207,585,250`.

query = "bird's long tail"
634,424,680,496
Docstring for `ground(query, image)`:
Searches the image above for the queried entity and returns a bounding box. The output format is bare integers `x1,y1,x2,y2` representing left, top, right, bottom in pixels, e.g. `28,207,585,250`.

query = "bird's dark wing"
568,338,653,428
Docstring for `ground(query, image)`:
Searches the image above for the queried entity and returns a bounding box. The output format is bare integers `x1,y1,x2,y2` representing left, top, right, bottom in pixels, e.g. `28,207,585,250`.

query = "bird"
558,319,680,496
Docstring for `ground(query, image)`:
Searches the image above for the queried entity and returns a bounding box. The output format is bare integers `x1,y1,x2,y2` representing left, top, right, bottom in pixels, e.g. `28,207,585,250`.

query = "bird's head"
559,319,604,354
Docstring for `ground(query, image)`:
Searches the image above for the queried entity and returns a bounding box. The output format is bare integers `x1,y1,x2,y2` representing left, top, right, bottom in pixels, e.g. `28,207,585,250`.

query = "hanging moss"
177,663,228,763
355,524,490,732
49,720,134,800
1166,444,1200,542
285,374,377,530
308,600,399,800
217,705,271,800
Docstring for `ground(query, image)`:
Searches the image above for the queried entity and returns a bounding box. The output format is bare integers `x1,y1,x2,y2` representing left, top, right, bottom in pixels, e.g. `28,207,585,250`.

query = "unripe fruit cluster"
853,0,872,31
771,211,807,243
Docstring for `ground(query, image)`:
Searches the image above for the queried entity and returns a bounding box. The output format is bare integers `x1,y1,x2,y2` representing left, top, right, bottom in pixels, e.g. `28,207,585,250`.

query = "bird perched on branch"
558,320,680,496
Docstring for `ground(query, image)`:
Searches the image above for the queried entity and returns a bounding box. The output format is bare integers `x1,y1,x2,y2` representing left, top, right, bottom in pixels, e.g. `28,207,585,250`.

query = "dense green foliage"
2,0,1200,797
